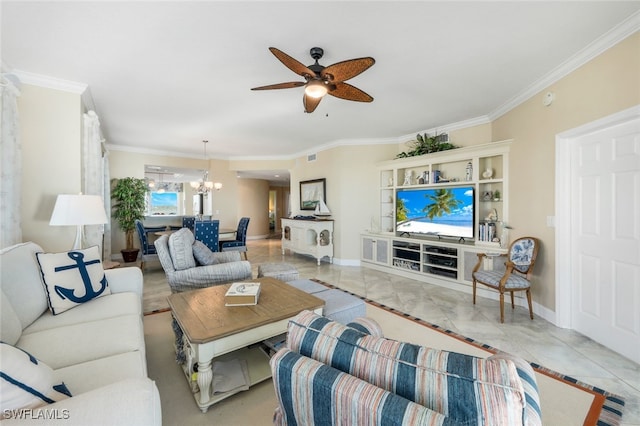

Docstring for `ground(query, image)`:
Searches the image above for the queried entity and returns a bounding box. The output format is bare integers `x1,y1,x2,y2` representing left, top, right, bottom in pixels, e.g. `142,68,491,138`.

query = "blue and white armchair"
472,237,540,323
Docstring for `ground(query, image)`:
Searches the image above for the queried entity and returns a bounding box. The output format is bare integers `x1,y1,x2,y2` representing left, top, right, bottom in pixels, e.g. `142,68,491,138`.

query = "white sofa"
0,242,161,425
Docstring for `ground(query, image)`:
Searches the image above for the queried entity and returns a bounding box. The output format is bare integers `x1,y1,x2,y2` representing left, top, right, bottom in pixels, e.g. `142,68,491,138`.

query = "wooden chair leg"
526,289,534,320
499,292,505,323
472,280,477,305
510,291,515,309
243,252,248,260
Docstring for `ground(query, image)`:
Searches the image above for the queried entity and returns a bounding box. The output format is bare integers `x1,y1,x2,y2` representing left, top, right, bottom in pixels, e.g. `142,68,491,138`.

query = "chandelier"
190,140,222,193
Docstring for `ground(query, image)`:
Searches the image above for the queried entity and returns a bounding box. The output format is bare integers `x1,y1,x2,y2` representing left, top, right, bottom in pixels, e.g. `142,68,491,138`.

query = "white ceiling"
3,1,639,168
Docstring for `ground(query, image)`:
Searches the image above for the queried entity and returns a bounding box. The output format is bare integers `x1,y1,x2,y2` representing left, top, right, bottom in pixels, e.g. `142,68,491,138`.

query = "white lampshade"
50,194,108,249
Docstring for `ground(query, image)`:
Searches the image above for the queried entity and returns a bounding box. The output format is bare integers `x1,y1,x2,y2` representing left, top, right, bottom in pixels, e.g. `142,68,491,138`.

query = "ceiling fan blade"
328,82,374,102
269,47,316,78
251,82,306,91
321,57,375,82
303,94,322,113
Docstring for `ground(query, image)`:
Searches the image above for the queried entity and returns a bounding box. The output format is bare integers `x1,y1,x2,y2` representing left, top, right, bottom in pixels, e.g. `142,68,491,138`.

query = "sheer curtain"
0,74,22,248
82,110,110,258
102,149,111,260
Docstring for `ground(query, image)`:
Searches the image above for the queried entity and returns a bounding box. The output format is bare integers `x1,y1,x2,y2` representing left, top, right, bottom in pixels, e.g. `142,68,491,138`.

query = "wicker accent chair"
154,229,252,293
472,237,540,323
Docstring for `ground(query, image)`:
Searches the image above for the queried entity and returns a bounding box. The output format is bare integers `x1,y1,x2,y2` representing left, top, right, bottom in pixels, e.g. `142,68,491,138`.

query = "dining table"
218,228,236,241
155,227,236,240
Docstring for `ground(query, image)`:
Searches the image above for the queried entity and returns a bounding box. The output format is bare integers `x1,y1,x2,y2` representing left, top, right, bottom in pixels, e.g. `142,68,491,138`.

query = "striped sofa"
270,310,541,426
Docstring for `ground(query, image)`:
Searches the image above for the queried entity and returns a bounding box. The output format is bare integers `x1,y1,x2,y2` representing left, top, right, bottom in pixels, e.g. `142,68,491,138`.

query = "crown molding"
397,115,492,144
105,143,210,160
11,69,88,94
489,10,640,121
8,69,97,112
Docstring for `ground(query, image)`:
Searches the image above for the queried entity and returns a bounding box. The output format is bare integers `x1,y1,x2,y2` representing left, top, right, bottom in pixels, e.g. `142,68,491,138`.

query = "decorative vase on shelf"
403,170,412,186
370,216,380,233
500,227,510,248
482,168,493,179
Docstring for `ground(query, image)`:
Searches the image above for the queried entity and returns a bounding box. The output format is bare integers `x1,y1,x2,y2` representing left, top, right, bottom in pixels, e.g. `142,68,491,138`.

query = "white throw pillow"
36,246,110,315
169,228,196,271
0,342,71,418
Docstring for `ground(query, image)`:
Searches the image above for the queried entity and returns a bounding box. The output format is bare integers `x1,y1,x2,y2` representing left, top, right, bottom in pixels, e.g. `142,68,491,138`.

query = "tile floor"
142,238,639,424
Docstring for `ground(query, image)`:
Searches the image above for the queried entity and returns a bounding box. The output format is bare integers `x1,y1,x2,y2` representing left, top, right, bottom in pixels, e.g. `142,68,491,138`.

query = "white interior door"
569,115,640,363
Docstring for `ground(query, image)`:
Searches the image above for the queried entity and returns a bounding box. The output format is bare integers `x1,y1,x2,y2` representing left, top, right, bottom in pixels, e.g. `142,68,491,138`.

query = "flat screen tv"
396,186,474,240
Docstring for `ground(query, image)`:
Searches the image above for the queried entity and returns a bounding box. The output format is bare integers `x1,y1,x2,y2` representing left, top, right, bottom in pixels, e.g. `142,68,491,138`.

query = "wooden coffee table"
167,277,324,412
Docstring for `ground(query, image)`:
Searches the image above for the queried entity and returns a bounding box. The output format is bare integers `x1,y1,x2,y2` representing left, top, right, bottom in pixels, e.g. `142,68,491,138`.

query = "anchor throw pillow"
0,342,71,418
36,246,110,315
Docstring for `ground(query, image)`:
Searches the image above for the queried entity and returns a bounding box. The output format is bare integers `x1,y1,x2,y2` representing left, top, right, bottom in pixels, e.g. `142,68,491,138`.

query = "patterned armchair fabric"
154,233,252,293
134,219,165,269
510,238,537,273
194,220,220,252
271,310,541,426
219,217,250,259
472,237,540,323
271,350,448,426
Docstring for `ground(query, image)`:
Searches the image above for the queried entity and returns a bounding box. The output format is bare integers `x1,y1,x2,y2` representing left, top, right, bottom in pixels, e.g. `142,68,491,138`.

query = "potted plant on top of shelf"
396,132,457,158
111,177,147,263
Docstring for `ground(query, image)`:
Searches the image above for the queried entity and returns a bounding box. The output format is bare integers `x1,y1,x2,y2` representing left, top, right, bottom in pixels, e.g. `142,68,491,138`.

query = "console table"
281,218,334,265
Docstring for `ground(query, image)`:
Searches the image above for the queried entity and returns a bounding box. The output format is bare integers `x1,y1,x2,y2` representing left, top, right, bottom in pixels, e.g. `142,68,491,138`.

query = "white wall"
18,84,83,252
237,178,270,238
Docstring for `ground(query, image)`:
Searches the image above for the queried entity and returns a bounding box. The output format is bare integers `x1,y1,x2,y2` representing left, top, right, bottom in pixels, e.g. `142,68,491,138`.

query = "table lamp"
50,194,108,250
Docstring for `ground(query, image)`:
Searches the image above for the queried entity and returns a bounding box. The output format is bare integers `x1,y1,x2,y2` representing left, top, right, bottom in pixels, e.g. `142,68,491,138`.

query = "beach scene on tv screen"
396,187,474,238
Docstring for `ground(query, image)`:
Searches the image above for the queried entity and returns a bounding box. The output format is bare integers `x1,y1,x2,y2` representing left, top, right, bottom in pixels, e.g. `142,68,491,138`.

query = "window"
148,192,179,215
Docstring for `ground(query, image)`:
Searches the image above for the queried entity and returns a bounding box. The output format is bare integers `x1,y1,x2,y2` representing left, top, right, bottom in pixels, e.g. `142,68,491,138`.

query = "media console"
362,233,507,290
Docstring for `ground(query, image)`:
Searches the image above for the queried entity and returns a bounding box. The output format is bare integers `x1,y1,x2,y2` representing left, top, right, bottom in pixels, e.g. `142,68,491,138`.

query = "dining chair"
472,236,540,323
134,219,165,270
219,217,250,260
182,216,196,231
193,220,220,252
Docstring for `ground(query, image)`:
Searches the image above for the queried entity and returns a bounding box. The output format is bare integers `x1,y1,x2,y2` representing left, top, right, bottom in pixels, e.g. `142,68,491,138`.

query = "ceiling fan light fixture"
304,80,328,98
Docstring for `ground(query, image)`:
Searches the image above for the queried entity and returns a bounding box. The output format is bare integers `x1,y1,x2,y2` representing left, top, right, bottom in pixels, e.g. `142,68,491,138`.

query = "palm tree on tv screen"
396,197,408,222
423,189,462,220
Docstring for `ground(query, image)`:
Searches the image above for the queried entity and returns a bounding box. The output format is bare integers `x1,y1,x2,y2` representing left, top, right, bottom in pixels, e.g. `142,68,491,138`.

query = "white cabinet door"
361,235,390,266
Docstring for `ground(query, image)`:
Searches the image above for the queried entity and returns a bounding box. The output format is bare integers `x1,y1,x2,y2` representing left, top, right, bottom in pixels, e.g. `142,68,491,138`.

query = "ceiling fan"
251,47,375,113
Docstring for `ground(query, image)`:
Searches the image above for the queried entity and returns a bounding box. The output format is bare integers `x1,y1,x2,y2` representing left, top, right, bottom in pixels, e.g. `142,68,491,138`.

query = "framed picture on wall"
300,178,326,210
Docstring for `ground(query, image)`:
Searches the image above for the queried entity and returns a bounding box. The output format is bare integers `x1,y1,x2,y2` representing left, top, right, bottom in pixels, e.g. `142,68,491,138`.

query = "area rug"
143,280,626,425
309,279,626,426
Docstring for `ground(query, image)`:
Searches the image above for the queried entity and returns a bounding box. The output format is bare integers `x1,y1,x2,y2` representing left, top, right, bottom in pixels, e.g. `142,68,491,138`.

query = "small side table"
103,260,121,270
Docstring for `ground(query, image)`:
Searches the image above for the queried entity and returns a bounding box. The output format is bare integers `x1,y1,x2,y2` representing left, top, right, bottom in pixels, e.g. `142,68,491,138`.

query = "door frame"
555,105,640,328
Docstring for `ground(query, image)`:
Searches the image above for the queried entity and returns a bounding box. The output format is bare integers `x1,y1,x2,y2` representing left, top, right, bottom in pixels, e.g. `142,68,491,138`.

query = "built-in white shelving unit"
362,140,512,289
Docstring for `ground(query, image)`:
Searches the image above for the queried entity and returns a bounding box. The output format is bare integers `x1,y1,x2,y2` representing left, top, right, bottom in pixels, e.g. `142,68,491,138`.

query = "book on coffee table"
225,282,261,306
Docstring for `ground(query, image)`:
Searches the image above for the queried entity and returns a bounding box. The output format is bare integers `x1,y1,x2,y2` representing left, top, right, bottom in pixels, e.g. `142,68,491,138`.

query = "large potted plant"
111,177,147,262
